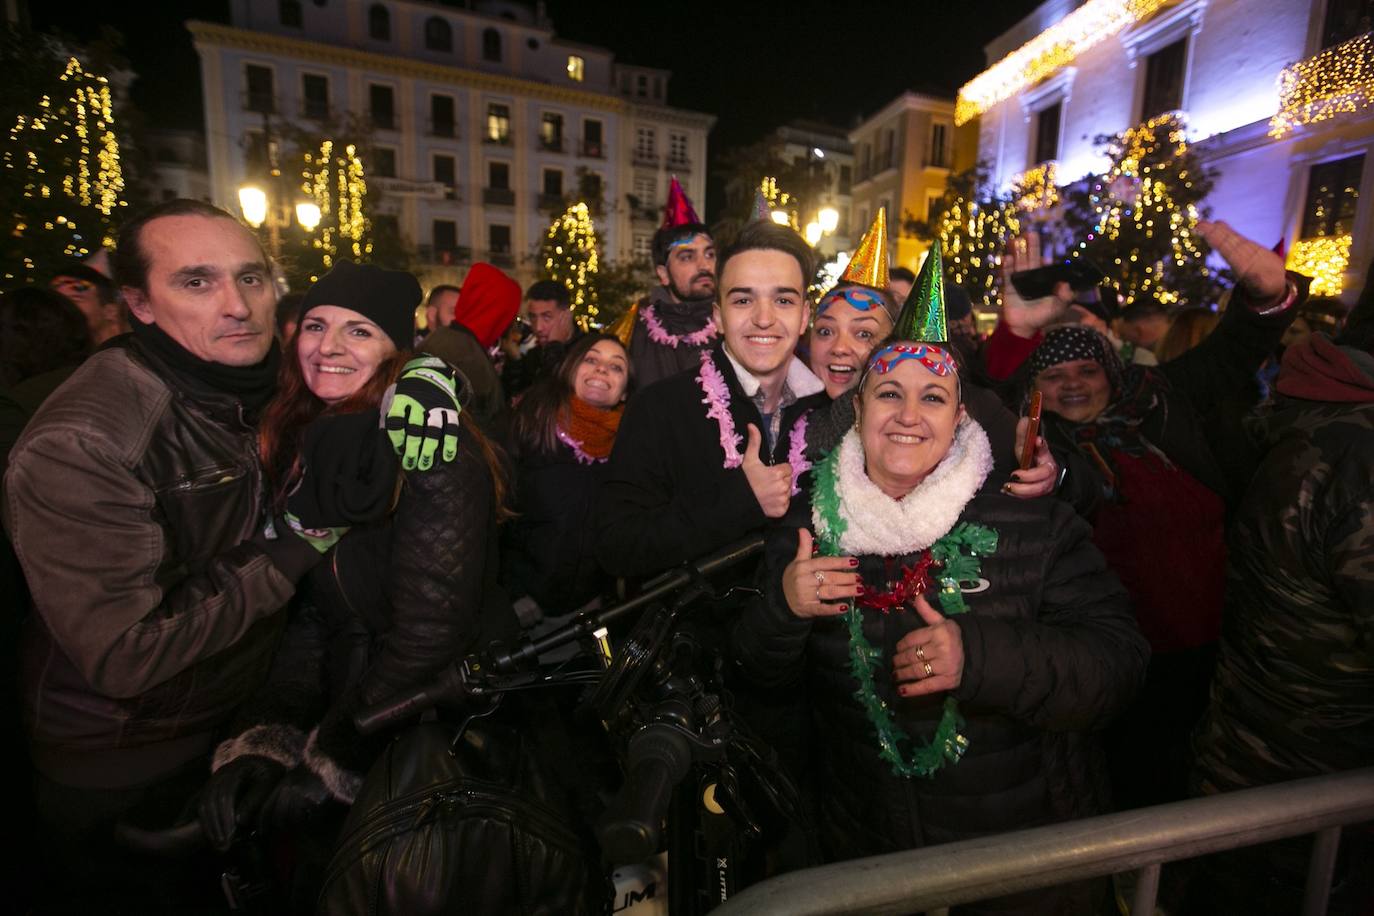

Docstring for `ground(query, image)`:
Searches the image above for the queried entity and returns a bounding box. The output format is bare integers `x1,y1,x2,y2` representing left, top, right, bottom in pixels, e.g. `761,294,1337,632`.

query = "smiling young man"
597,220,825,579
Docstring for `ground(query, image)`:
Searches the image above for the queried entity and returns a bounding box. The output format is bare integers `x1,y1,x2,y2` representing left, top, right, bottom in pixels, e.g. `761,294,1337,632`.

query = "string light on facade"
1270,31,1374,138
1012,162,1060,212
302,139,371,276
1285,234,1351,296
542,201,601,329
955,0,1171,125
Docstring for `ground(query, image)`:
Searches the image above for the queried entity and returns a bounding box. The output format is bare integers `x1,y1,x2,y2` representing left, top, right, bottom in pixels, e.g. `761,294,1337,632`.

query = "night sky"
32,0,1041,189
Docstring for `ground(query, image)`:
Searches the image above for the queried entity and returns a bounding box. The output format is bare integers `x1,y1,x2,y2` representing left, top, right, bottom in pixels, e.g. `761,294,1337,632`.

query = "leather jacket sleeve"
3,426,320,699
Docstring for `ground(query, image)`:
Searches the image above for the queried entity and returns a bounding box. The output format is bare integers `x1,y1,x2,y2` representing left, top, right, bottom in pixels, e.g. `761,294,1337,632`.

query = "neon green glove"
382,356,463,471
283,511,348,555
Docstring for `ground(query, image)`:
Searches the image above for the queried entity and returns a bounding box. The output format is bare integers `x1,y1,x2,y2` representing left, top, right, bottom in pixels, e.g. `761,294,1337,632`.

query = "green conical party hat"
895,241,947,342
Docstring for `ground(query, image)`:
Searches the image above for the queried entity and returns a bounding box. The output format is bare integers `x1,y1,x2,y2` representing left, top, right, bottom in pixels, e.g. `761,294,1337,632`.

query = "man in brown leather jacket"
4,200,339,910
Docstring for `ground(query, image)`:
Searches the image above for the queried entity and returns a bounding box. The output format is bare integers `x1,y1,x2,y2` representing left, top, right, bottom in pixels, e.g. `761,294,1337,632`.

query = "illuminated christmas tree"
297,139,371,283
1063,113,1218,307
1,51,126,281
539,201,600,330
910,166,1020,312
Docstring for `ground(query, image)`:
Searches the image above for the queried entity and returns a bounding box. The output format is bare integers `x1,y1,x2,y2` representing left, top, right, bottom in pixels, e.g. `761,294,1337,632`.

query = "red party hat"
662,176,701,228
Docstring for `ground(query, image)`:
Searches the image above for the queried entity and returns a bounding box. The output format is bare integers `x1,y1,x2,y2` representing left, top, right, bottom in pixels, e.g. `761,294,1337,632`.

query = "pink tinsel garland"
697,352,743,468
643,305,717,349
555,427,607,465
787,412,811,494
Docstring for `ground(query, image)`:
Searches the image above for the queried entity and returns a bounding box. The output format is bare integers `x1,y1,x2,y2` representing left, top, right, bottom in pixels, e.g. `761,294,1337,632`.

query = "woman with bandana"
734,254,1148,914
1024,221,1306,812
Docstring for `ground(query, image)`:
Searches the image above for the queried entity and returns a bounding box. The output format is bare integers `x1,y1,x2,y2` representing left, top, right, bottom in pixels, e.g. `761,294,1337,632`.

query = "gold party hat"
607,302,639,348
840,207,889,290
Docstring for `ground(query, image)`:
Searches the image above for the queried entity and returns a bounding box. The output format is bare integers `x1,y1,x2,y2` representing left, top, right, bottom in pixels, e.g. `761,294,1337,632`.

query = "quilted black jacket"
733,476,1148,869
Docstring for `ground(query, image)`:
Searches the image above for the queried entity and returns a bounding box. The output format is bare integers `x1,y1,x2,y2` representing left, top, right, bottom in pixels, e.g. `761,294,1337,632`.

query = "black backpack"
317,720,605,915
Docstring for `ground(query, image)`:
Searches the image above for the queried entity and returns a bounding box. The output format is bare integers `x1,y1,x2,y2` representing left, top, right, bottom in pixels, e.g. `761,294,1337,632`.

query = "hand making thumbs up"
741,423,794,519
893,593,965,697
781,528,861,619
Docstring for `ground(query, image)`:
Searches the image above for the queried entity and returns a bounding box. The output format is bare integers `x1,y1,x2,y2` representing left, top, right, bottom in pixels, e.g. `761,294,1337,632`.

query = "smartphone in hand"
1020,390,1043,471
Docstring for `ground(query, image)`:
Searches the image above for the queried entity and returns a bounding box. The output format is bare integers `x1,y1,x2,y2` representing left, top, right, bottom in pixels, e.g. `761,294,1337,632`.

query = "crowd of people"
1,176,1372,916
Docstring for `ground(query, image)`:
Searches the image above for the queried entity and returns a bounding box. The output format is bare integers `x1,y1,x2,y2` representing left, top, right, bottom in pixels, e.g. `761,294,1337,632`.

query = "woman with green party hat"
734,245,1149,913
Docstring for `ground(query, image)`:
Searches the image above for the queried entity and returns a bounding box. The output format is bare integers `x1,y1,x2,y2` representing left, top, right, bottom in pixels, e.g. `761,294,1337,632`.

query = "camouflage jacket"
1192,396,1374,793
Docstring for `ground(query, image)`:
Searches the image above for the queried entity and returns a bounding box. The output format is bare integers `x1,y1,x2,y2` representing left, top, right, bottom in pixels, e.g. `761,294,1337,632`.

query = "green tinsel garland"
812,444,998,779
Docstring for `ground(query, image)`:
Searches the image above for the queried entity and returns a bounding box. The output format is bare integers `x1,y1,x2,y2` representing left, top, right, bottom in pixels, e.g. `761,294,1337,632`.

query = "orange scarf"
563,395,623,459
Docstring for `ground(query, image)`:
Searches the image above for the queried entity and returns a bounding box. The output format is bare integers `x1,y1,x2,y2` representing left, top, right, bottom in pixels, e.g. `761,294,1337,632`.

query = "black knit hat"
299,260,420,347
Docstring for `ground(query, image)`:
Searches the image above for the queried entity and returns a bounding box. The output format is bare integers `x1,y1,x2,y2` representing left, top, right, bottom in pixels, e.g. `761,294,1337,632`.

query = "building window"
582,119,603,157
369,84,395,130
668,132,688,167
372,147,396,178
279,0,303,27
301,74,329,120
543,168,563,197
633,233,652,258
433,219,458,253
654,76,664,100
244,131,269,171
488,161,510,190
582,171,603,204
858,143,871,180
1301,155,1364,239
1033,103,1061,165
930,122,949,168
926,190,945,223
430,95,455,137
488,224,511,254
424,17,452,52
838,165,852,194
483,28,502,62
433,154,456,199
486,104,511,144
1322,0,1374,49
636,74,648,97
541,112,564,151
633,174,656,202
245,65,275,113
635,126,656,162
368,4,390,40
1140,37,1187,121
567,55,584,82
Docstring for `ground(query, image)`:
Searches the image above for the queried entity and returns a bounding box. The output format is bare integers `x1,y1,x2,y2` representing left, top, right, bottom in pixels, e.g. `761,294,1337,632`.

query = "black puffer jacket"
215,421,518,800
734,477,1147,862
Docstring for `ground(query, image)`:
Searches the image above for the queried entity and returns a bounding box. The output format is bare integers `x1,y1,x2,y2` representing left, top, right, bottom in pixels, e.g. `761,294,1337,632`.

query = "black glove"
198,755,288,852
257,765,337,832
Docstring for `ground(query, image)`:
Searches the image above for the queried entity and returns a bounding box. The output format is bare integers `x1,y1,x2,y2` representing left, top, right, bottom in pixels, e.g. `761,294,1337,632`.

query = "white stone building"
189,0,713,287
963,0,1374,300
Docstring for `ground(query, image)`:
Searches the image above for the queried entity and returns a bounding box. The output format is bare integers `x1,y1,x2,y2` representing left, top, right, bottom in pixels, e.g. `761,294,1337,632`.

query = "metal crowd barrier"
716,767,1374,916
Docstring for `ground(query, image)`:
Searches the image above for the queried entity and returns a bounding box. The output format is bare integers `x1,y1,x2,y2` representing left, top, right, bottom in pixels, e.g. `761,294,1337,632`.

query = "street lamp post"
238,113,318,258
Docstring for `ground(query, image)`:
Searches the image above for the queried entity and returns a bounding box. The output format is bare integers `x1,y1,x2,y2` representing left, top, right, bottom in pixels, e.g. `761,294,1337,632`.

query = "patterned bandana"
818,286,887,316
1027,326,1123,396
866,342,957,378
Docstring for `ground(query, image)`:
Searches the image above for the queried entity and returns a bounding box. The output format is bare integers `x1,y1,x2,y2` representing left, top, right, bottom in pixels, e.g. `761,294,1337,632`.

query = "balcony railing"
1271,30,1374,137
667,155,691,172
632,149,659,167
429,119,457,139
301,100,332,121
370,110,396,131
483,187,515,206
579,140,604,159
241,90,277,114
537,192,565,210
538,137,565,153
371,177,452,200
484,133,512,146
417,244,472,266
485,248,514,268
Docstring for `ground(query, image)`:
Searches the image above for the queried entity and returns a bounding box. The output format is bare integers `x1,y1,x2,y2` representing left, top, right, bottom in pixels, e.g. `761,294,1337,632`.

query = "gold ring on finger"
915,645,926,661
814,571,825,585
922,661,934,678
815,586,822,602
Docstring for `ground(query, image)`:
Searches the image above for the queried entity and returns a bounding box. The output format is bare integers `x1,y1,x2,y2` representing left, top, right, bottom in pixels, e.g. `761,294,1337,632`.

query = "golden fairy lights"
1072,113,1206,305
1270,31,1374,138
955,0,1172,125
543,201,600,329
759,176,799,230
932,194,1020,310
1012,163,1060,212
1286,235,1352,296
302,139,370,277
4,56,125,269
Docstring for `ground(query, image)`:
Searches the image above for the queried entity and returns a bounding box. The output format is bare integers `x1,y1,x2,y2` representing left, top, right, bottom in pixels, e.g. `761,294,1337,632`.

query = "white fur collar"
815,418,993,557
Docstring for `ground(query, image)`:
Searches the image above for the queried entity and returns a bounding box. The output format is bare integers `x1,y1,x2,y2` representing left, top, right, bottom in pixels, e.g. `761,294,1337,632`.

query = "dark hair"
525,279,571,308
275,292,305,338
0,286,94,386
426,284,461,305
50,263,116,304
651,222,711,267
111,199,258,291
1121,298,1170,322
716,221,814,296
889,266,916,284
512,332,631,458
